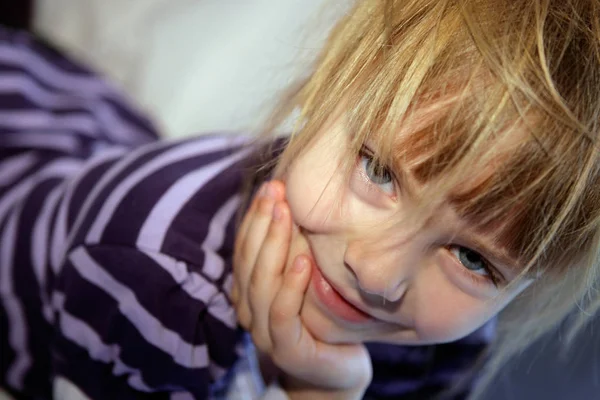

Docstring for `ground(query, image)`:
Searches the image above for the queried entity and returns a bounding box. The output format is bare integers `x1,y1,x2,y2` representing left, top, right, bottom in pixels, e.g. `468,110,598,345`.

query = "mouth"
310,261,378,324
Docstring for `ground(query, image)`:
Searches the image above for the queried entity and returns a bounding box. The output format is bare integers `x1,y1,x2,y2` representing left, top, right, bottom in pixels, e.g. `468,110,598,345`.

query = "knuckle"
232,297,241,311
283,269,301,289
263,223,281,245
250,328,271,353
269,304,288,325
279,276,295,293
239,243,253,265
239,317,251,331
233,241,243,260
238,234,260,261
249,268,265,289
234,231,243,249
247,297,260,315
236,309,251,330
257,198,275,216
270,350,294,370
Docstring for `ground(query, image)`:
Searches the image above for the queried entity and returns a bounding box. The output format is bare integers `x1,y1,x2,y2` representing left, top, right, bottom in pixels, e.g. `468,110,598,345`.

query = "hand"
231,181,372,399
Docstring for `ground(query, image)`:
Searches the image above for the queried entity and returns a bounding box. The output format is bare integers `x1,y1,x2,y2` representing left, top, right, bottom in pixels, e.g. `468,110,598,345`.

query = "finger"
234,181,287,271
233,181,286,331
270,255,372,388
269,256,373,390
238,185,281,268
236,181,288,329
248,201,292,352
235,180,285,256
234,182,266,262
236,198,276,325
230,278,238,304
269,255,312,351
268,180,286,201
231,279,252,329
232,186,263,329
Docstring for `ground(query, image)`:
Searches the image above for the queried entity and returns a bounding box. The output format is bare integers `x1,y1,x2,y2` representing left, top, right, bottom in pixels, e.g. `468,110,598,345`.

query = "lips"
310,261,375,324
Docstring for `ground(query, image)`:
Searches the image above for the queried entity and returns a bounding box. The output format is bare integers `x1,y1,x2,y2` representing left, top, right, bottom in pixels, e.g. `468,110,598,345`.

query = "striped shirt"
0,28,493,400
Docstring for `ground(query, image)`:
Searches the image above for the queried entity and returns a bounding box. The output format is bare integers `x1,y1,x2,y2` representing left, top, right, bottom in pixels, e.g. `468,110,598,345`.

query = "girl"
2,0,600,399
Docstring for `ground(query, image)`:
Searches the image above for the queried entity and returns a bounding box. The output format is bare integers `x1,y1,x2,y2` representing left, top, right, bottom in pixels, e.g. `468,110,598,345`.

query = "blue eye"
359,147,395,194
450,246,488,276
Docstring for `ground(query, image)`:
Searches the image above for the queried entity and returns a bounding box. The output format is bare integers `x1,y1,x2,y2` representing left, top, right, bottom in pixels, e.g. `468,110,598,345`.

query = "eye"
451,246,487,274
359,146,395,195
449,245,499,286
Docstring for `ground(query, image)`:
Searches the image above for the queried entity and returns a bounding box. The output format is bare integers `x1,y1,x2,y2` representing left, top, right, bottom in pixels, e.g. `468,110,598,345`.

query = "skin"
232,114,533,397
233,183,370,398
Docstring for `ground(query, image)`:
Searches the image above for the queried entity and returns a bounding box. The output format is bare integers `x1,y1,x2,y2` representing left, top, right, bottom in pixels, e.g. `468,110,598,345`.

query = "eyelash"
357,145,398,197
446,245,503,288
356,143,504,289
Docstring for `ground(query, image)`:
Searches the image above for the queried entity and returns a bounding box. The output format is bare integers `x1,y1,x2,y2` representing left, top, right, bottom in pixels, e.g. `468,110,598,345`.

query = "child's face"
281,113,533,345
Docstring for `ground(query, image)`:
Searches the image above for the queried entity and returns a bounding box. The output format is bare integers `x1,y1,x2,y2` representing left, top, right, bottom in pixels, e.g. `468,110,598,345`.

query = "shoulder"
51,133,258,394
65,134,256,260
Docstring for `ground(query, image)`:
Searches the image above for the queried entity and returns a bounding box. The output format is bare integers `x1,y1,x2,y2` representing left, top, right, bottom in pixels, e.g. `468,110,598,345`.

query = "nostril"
344,261,357,277
346,261,406,304
358,283,406,309
345,260,383,294
344,248,407,303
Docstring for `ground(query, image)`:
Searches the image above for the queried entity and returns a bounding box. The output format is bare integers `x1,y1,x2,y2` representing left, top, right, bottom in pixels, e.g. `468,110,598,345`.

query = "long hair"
260,0,600,395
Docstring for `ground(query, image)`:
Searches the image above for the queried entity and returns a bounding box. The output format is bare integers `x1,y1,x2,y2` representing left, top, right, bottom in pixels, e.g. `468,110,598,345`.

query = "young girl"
2,0,600,399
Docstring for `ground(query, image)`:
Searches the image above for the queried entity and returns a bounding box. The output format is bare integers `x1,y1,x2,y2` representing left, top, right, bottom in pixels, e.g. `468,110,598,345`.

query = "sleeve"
51,243,241,400
0,27,161,398
417,341,490,400
364,321,494,400
421,321,495,400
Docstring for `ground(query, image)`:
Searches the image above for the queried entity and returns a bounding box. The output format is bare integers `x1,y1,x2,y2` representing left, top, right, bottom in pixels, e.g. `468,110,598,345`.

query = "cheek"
284,157,345,231
411,269,502,343
285,169,319,227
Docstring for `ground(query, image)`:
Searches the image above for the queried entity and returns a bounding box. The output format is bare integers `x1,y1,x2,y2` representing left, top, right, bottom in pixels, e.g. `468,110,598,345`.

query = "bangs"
275,0,600,281
347,75,596,279
347,86,597,281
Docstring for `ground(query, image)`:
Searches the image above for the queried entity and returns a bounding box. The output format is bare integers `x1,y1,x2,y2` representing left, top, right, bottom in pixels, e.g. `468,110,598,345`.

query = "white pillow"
33,0,346,138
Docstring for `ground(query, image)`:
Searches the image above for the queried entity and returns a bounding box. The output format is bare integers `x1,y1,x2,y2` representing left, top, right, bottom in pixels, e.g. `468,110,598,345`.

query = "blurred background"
1,1,599,399
29,0,346,138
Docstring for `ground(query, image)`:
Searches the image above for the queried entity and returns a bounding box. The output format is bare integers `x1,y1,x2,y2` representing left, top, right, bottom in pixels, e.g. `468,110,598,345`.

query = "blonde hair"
261,0,600,396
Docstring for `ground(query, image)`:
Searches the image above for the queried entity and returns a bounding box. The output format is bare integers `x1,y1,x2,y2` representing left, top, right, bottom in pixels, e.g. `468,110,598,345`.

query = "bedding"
33,0,344,138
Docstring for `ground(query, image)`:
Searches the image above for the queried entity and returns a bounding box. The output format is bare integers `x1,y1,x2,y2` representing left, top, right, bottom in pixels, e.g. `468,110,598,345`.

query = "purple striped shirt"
0,27,493,400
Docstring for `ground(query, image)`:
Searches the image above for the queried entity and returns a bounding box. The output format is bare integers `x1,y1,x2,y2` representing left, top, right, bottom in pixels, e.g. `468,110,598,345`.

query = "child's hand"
232,180,372,399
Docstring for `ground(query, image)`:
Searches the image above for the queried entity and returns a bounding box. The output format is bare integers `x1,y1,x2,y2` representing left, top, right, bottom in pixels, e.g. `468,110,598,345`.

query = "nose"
344,240,419,303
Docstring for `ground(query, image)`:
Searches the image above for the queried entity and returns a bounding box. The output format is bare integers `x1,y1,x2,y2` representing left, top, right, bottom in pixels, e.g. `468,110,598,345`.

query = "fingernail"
292,256,309,273
273,203,285,220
